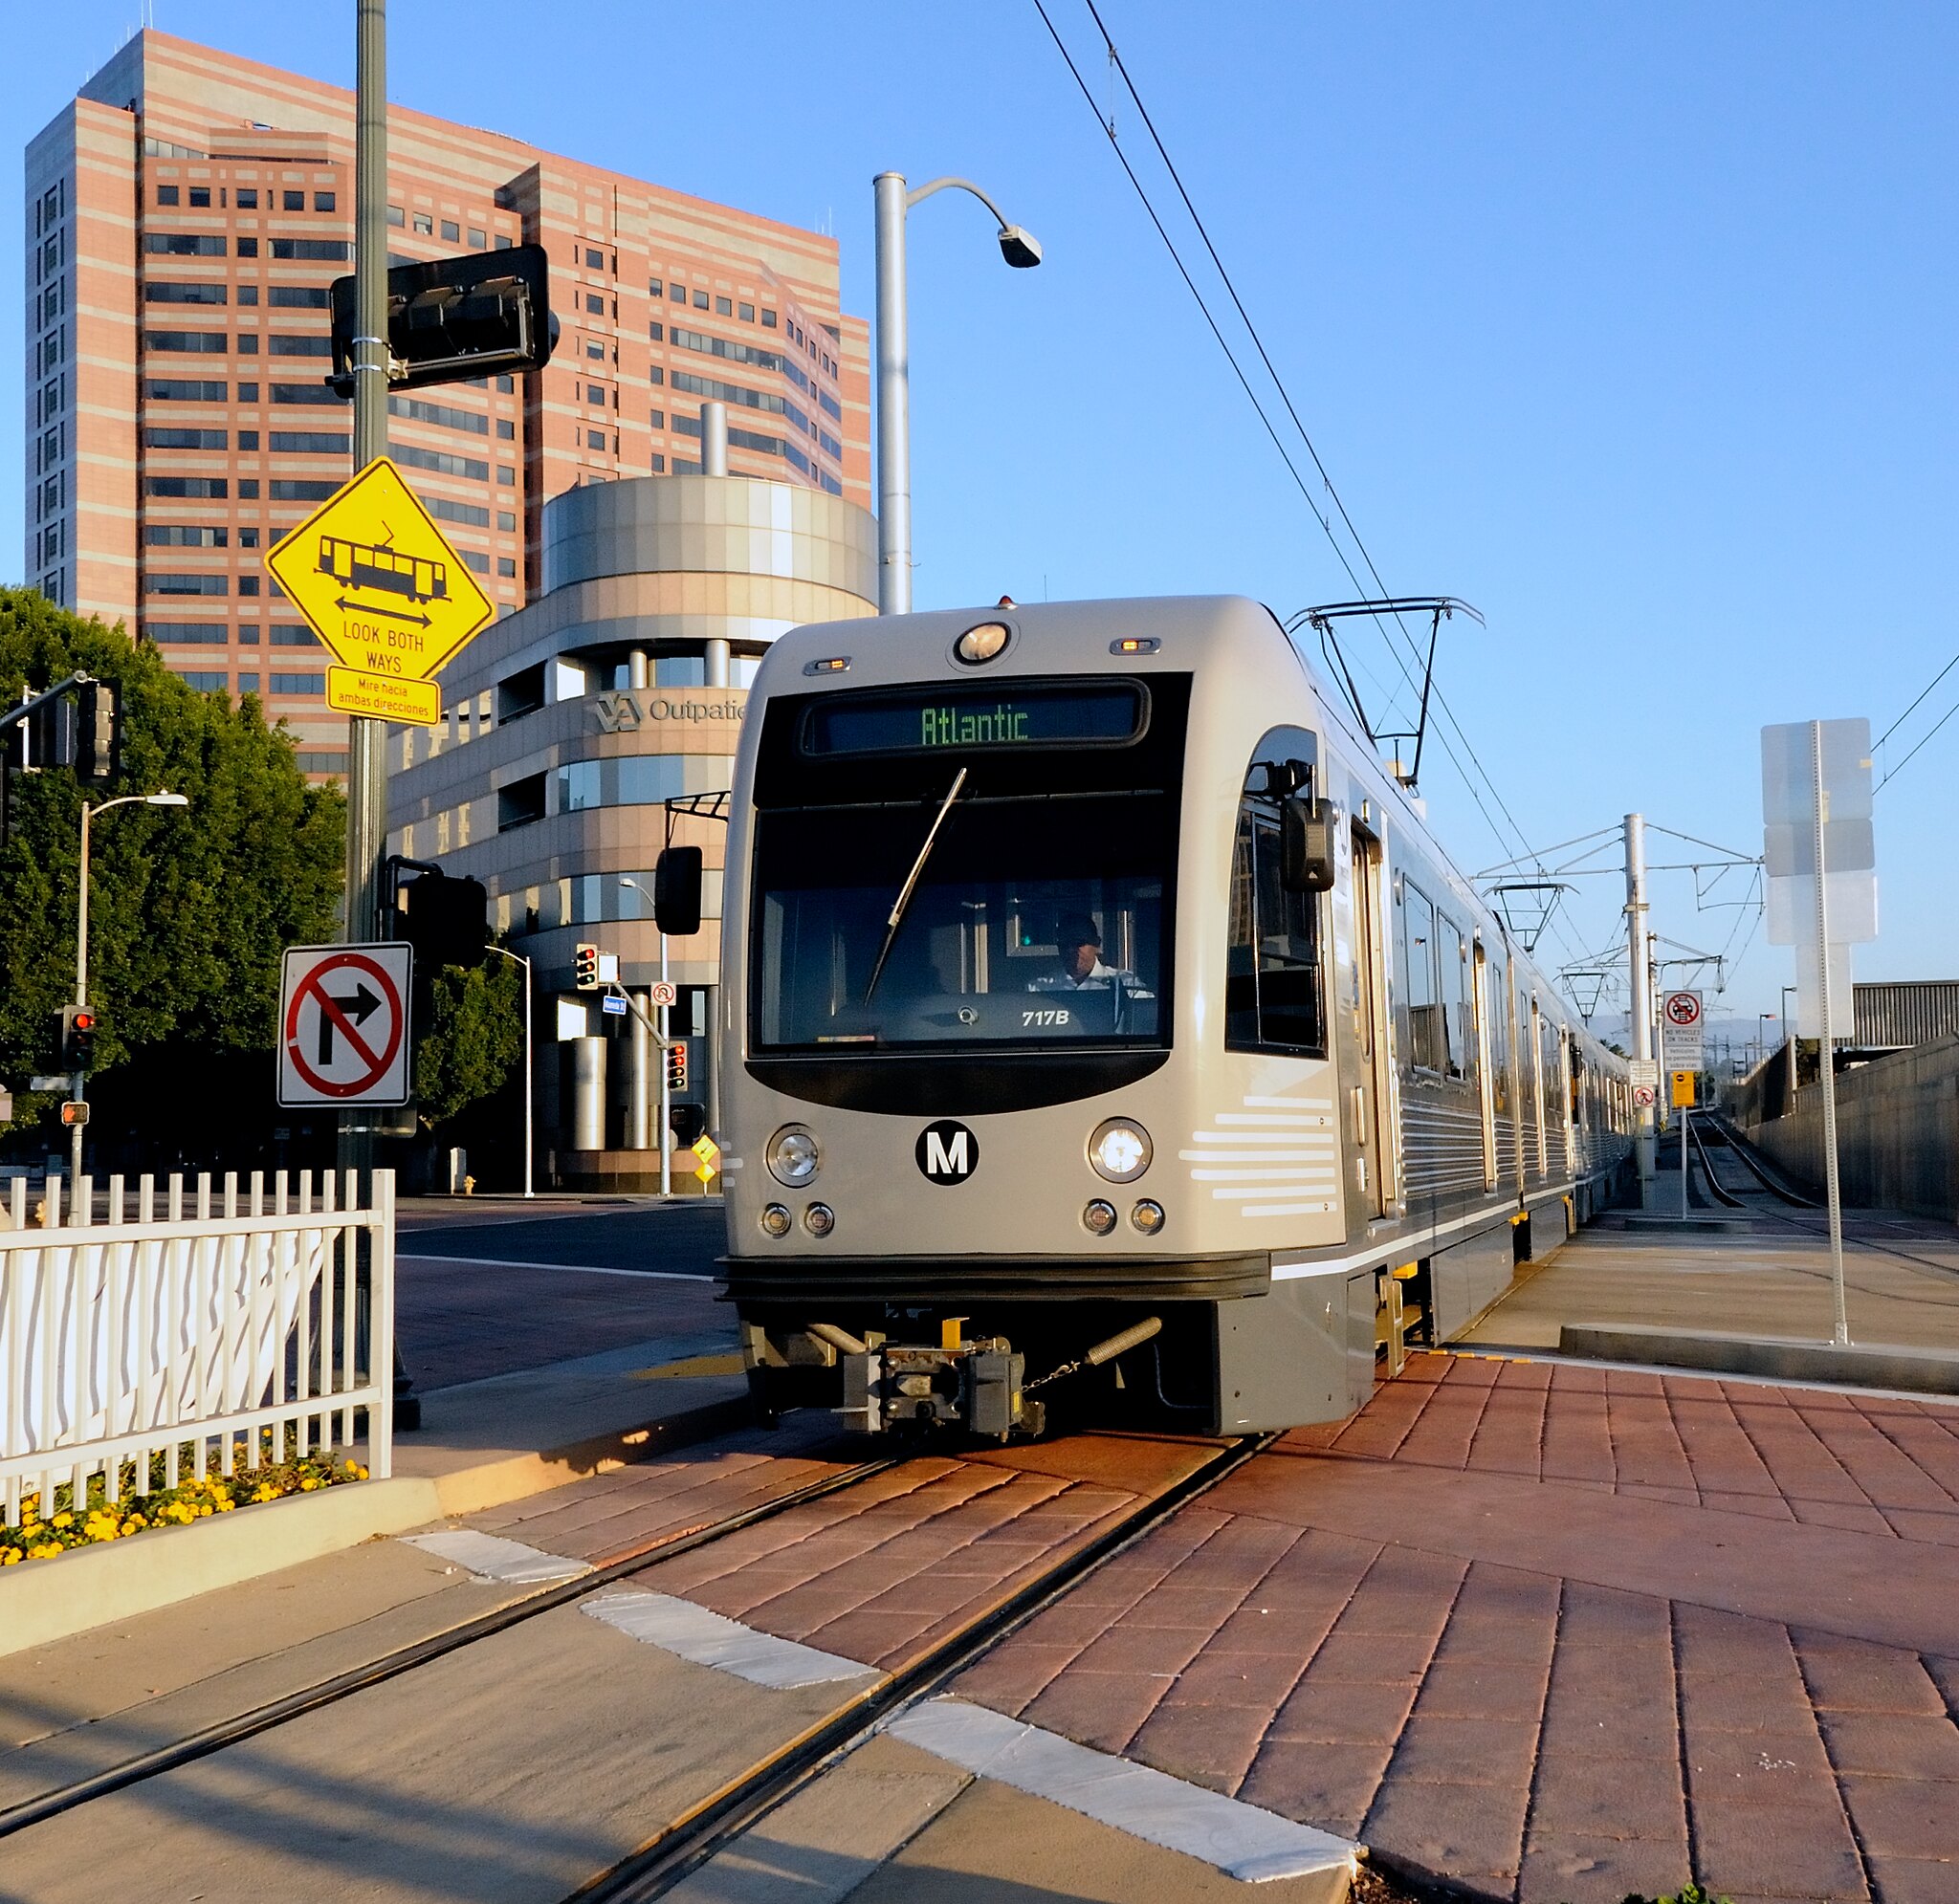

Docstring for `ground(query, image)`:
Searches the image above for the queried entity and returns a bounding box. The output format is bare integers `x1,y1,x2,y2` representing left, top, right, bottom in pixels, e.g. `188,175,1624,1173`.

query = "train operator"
1025,912,1153,1030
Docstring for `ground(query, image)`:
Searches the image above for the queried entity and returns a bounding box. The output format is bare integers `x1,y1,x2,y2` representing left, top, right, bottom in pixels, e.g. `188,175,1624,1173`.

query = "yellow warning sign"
1671,1069,1697,1107
263,457,495,707
692,1133,721,1185
325,667,441,727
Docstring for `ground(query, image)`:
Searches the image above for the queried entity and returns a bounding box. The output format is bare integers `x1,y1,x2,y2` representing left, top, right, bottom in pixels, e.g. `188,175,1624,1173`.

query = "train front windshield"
748,674,1189,1056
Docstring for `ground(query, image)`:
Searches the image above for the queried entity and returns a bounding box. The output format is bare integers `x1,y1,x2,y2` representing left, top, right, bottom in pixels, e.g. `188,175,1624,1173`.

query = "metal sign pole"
658,931,671,1197
1623,813,1656,1207
1811,720,1849,1345
340,0,388,1176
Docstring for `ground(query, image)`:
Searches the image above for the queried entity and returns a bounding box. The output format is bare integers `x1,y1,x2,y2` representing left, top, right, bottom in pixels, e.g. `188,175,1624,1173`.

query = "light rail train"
684,596,1633,1438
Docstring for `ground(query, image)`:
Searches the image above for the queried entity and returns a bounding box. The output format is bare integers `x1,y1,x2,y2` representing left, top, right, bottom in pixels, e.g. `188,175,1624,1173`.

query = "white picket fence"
0,1170,394,1526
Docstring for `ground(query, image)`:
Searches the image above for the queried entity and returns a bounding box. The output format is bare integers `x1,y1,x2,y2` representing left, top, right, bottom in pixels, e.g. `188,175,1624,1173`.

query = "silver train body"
715,596,1634,1436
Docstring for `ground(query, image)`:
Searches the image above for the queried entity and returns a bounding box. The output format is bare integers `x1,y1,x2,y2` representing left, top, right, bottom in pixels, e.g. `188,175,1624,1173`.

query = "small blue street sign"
601,994,628,1016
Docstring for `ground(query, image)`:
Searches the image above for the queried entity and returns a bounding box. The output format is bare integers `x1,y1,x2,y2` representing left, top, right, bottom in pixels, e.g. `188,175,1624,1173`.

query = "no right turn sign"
277,943,414,1106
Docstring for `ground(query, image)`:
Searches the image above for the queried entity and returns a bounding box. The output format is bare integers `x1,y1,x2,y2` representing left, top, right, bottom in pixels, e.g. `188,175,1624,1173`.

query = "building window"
235,333,259,353
271,625,319,645
237,188,259,209
236,383,259,402
297,752,346,774
496,418,515,439
238,576,260,597
271,672,325,694
495,234,512,250
143,329,228,353
189,186,211,208
145,233,228,256
269,238,349,261
441,219,460,242
692,288,710,309
715,295,732,316
386,394,487,433
239,527,261,549
585,428,607,450
269,285,330,308
497,774,545,832
413,212,433,234
143,427,229,449
585,383,605,405
238,479,260,498
496,557,517,578
316,192,337,212
584,247,604,271
238,673,260,693
156,185,180,206
270,384,340,406
144,524,229,547
145,475,229,498
738,302,754,322
269,479,338,501
669,282,685,301
649,408,664,427
470,227,486,249
583,293,604,315
761,309,777,328
143,379,229,402
584,340,605,360
498,465,516,486
281,190,303,211
270,332,334,357
388,443,489,481
237,625,260,644
143,623,229,644
144,281,226,306
427,496,491,528
497,511,517,532
386,204,405,227
237,284,259,306
177,672,231,692
145,574,230,596
235,237,258,257
650,452,666,472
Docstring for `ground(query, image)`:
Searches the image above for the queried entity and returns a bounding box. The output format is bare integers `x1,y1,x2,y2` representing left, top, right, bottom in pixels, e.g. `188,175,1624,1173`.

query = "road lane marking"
402,1530,593,1584
397,1252,710,1280
889,1696,1361,1882
581,1590,877,1688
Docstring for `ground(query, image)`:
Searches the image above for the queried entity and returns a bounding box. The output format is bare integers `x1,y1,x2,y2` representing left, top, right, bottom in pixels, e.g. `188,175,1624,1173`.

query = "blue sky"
8,3,1954,1025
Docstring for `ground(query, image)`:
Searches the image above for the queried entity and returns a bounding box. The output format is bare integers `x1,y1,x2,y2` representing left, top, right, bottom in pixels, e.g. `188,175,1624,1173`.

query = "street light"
73,791,189,1181
873,171,1042,614
483,944,533,1199
620,876,671,1197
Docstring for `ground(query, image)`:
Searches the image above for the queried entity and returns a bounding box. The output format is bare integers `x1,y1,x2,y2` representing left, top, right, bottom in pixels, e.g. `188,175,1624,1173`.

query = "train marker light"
1083,1199,1118,1237
759,1204,793,1237
803,1203,836,1237
1131,1199,1165,1235
1089,1118,1153,1184
954,622,1011,667
1110,637,1159,656
767,1124,821,1188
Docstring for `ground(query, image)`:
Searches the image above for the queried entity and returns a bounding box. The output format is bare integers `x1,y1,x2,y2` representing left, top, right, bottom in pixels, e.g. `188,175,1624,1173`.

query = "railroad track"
2,1424,1274,1902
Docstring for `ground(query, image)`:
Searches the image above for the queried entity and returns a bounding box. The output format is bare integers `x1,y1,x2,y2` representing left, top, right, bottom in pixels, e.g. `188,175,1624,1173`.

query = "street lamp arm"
903,176,1014,227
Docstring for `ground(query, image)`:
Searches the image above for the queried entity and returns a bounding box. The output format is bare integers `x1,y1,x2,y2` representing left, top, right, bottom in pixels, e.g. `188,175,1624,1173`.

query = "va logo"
915,1119,979,1186
590,691,642,734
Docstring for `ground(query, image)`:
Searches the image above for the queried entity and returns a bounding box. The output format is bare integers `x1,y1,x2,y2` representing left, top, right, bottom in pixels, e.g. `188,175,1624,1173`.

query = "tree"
0,589,344,1138
412,956,522,1132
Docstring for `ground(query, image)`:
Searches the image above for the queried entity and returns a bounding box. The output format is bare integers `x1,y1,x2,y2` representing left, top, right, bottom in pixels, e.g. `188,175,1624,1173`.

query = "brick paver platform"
952,1354,1959,1904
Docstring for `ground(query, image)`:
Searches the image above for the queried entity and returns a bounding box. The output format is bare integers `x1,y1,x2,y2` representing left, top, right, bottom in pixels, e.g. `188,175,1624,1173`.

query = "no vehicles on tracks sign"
277,944,413,1107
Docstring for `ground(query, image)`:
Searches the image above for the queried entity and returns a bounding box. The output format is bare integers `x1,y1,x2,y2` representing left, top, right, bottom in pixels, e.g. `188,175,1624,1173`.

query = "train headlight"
766,1124,821,1188
759,1203,792,1238
1089,1119,1153,1184
1083,1199,1118,1236
803,1203,836,1237
954,621,1012,666
1131,1200,1165,1235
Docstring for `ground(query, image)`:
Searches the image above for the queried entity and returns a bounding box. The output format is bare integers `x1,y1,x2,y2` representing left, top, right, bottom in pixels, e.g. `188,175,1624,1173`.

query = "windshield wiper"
865,767,968,1003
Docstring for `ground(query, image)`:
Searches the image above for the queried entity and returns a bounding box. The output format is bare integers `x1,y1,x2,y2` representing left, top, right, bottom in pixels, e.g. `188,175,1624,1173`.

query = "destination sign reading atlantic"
263,456,495,727
805,681,1145,757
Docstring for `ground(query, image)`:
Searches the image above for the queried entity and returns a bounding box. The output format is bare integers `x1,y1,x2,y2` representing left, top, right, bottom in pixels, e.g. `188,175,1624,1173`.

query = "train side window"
1400,881,1443,1073
1225,748,1325,1057
1441,918,1470,1081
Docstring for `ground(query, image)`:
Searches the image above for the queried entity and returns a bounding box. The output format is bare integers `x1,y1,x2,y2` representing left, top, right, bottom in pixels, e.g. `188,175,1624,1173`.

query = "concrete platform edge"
0,1390,755,1658
1560,1321,1959,1393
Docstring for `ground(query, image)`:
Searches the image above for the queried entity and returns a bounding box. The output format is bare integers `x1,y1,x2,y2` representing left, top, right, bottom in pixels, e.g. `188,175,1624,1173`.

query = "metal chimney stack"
701,401,728,477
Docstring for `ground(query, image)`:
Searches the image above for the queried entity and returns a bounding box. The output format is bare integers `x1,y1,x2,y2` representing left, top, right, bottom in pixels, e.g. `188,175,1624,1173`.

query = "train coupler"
837,1331,1044,1440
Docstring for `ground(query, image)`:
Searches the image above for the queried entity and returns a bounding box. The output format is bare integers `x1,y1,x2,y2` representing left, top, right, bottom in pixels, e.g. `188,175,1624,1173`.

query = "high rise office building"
24,31,869,775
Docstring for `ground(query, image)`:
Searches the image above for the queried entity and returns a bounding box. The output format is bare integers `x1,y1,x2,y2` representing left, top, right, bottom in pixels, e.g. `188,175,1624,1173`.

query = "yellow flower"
121,1517,147,1535
251,1483,279,1503
2,1549,20,1565
214,1498,235,1512
51,1511,73,1530
299,1477,321,1491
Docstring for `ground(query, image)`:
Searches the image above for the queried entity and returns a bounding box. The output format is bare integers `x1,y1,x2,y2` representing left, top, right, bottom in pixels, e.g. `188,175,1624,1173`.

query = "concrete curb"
1560,1322,1959,1394
0,1389,754,1659
0,1477,443,1660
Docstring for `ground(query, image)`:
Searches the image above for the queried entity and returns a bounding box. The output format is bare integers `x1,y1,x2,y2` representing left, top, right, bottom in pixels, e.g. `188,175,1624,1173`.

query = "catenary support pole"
1811,721,1849,1345
340,0,388,1175
1624,813,1656,1207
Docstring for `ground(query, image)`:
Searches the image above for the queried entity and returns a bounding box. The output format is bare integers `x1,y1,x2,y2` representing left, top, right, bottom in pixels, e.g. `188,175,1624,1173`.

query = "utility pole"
340,0,388,1175
1810,721,1849,1345
1623,812,1656,1206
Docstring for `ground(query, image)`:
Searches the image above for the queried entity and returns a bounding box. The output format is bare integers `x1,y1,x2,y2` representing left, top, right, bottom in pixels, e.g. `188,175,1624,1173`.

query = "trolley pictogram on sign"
1664,992,1703,1028
277,944,414,1107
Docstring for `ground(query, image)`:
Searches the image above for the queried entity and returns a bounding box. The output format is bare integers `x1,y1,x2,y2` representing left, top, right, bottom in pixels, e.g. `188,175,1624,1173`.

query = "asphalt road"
396,1200,726,1278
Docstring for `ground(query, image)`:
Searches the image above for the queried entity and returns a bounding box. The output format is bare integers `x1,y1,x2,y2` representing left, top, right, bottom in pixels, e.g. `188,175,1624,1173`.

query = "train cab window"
1441,919,1471,1082
1225,735,1326,1057
1398,879,1463,1076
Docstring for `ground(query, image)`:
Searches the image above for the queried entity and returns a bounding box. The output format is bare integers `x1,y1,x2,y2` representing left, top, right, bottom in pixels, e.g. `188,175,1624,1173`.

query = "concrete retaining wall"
1744,1035,1959,1221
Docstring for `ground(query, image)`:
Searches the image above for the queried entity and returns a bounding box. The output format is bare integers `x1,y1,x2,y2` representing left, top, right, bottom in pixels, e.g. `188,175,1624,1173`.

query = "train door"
1529,994,1549,1175
1473,938,1496,1190
1349,817,1396,1218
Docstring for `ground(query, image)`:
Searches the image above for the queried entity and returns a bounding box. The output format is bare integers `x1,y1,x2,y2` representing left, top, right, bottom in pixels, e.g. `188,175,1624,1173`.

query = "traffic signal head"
402,869,488,969
665,1042,689,1092
653,846,704,937
77,681,119,783
59,1004,99,1070
573,943,600,991
329,244,558,397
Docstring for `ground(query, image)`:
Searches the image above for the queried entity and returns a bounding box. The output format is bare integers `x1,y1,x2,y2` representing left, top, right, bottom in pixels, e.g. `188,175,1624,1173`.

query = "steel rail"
0,1453,904,1841
562,1432,1277,1903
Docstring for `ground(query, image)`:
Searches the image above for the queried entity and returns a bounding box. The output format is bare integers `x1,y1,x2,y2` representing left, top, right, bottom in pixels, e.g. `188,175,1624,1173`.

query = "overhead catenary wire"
1034,0,1588,982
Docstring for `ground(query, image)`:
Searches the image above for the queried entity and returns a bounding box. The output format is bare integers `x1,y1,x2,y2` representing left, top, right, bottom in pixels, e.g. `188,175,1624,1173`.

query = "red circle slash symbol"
285,952,404,1098
1665,994,1701,1027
